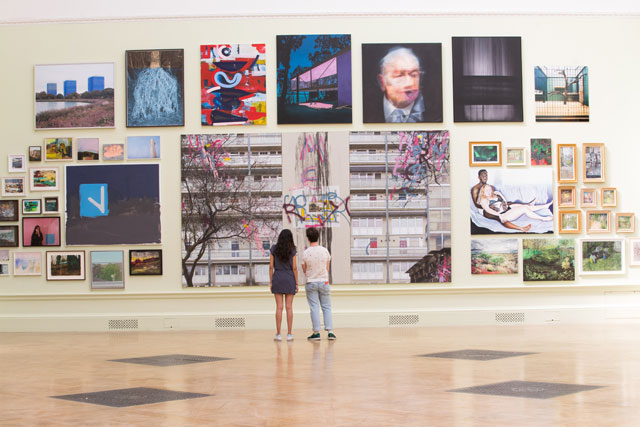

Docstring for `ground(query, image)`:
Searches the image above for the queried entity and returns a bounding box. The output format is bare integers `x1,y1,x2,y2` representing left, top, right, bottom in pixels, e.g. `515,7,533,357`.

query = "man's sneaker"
328,332,337,340
307,332,321,341
286,334,294,341
274,334,282,341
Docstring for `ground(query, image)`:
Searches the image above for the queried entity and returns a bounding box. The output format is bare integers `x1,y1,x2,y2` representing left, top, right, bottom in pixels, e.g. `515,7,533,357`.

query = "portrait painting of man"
362,43,442,123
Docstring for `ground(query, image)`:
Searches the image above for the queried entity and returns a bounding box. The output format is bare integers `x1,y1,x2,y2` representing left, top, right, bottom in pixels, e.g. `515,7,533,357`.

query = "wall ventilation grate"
215,317,246,328
389,314,419,326
495,312,525,323
108,319,139,330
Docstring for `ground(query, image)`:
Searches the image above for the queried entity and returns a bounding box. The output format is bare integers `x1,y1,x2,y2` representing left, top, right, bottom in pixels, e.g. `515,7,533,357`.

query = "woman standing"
270,229,298,341
30,225,43,246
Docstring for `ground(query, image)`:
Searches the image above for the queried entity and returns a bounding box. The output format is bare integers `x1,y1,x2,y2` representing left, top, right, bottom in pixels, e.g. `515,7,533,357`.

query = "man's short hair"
478,169,488,176
378,47,421,76
305,227,320,243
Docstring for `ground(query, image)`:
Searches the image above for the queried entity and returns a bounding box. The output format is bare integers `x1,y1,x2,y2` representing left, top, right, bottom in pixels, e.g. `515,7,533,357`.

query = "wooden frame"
558,210,581,234
600,187,617,207
43,196,60,214
469,141,502,167
580,188,598,208
557,144,577,183
629,239,640,266
2,176,26,196
29,166,59,192
28,145,42,162
0,200,19,222
46,251,85,281
22,199,42,215
8,154,26,173
579,238,625,275
0,225,19,247
586,210,611,233
582,142,605,183
615,213,635,233
129,249,163,276
557,186,576,208
505,147,526,166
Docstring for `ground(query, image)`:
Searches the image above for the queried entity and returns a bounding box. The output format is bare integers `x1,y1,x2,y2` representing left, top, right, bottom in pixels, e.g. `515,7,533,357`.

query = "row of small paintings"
471,238,640,279
469,141,605,183
1,167,60,196
18,136,161,164
558,211,634,234
0,249,162,282
0,198,60,219
558,187,618,209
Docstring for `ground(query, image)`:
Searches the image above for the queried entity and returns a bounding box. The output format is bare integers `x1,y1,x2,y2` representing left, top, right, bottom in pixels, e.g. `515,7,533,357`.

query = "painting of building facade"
535,66,589,122
349,131,451,283
277,34,352,124
181,133,282,287
201,44,266,126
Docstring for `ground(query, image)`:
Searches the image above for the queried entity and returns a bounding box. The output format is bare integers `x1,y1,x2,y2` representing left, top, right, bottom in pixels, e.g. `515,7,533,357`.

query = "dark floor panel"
418,349,536,360
109,354,231,366
51,387,211,407
448,380,603,399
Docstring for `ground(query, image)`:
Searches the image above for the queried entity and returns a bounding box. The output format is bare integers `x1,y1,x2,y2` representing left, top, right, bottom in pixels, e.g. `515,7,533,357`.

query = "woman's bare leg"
285,294,295,335
274,294,284,335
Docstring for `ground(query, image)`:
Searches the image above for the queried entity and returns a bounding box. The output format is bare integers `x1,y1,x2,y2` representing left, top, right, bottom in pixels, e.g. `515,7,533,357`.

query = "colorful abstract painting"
277,34,352,124
201,44,266,126
66,164,161,245
530,138,552,166
126,49,184,127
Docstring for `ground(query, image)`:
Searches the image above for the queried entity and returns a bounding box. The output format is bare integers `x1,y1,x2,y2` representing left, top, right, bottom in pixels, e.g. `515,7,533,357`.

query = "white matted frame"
579,238,625,275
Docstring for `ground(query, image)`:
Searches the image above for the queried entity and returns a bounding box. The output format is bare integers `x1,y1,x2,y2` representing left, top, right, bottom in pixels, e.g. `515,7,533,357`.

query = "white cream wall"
1,14,639,331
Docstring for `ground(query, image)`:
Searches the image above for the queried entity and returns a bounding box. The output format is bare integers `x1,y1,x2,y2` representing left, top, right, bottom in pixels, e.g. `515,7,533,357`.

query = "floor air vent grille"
495,312,525,323
389,314,419,326
215,317,246,328
108,319,139,330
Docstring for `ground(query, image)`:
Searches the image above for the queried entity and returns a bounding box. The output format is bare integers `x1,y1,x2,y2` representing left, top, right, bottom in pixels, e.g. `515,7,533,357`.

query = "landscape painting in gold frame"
559,210,581,234
557,144,577,183
601,187,617,208
557,186,576,208
586,210,611,233
580,188,597,208
615,213,635,233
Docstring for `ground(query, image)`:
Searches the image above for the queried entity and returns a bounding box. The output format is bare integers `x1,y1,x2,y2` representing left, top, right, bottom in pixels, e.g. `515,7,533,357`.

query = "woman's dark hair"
274,229,295,262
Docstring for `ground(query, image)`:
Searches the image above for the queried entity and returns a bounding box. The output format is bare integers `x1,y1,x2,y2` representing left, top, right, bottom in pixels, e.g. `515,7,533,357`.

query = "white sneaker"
274,334,282,341
286,334,294,341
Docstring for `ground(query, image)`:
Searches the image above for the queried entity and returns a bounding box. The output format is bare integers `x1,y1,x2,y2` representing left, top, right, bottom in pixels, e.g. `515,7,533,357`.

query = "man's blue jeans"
305,281,333,332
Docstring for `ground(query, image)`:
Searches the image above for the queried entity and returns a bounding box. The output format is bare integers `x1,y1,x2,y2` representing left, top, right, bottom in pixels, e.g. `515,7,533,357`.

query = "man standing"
301,227,336,341
377,47,425,123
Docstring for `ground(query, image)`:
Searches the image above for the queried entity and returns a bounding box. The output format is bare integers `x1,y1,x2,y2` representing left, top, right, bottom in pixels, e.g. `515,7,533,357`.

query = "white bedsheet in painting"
470,168,554,234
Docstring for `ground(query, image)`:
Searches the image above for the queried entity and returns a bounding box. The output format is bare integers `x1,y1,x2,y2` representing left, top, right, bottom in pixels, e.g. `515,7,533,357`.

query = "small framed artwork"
2,177,26,197
43,196,60,214
127,136,160,160
615,213,635,233
76,138,100,161
29,167,59,192
586,210,611,233
91,250,125,289
22,199,42,215
103,143,125,161
0,250,10,276
44,138,73,161
558,210,581,234
530,138,552,166
0,226,19,247
0,200,19,222
583,143,605,183
29,146,42,162
46,251,85,281
557,144,577,183
505,147,526,166
580,188,597,208
129,249,163,275
579,238,625,275
629,239,640,266
8,155,26,173
557,186,576,208
14,251,42,276
22,217,60,247
601,188,617,207
469,141,502,167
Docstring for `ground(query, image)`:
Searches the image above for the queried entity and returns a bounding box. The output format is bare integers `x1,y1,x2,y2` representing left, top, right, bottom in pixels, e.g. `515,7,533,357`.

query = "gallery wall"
1,13,639,331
